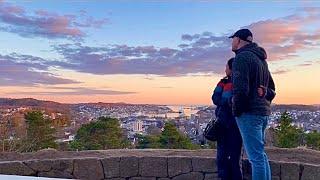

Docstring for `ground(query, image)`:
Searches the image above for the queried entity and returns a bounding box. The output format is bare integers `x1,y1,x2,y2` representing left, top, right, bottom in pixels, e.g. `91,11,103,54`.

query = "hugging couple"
211,29,276,180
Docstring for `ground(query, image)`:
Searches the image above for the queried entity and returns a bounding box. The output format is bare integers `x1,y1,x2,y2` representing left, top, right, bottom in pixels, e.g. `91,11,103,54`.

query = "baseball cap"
229,29,253,43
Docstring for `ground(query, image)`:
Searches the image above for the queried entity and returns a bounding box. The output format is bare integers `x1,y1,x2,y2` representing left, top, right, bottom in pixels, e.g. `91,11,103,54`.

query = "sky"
0,0,320,105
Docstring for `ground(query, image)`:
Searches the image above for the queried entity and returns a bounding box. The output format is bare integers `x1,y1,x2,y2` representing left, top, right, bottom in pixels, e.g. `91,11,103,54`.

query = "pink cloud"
39,15,83,37
0,2,108,39
248,19,300,45
245,11,320,61
43,7,320,76
1,2,319,77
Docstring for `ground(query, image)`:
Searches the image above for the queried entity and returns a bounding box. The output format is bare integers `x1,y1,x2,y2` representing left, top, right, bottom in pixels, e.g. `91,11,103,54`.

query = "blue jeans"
236,113,271,180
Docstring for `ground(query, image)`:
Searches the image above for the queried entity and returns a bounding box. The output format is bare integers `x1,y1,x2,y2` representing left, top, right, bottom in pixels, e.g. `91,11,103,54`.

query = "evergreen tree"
305,130,320,150
274,111,303,148
70,116,128,150
137,122,199,149
159,122,198,149
136,134,161,149
22,111,57,152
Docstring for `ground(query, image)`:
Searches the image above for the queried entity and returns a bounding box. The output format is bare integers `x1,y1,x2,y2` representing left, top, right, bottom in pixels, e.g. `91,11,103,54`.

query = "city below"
1,98,320,146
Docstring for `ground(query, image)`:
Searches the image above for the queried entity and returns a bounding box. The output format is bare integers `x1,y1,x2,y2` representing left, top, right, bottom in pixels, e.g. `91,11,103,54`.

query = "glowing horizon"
0,1,320,105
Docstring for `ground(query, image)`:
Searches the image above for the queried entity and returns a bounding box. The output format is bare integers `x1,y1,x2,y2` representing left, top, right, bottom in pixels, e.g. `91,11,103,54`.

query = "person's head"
225,57,234,76
229,29,253,52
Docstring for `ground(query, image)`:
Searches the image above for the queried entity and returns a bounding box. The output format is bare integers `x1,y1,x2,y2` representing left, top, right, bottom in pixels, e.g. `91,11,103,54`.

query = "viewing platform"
1,148,320,180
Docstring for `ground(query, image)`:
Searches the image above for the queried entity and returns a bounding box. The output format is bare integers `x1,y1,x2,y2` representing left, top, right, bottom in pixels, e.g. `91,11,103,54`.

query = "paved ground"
0,175,71,180
1,147,320,165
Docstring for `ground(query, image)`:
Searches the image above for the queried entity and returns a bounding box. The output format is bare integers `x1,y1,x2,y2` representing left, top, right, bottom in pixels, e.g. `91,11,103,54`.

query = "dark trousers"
216,123,243,180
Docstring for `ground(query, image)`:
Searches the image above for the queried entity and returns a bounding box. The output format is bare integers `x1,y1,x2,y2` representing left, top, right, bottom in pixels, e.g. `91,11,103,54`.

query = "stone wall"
0,150,320,180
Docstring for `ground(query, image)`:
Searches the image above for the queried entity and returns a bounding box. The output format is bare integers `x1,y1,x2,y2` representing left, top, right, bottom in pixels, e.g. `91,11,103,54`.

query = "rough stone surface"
2,148,320,165
139,156,167,177
36,159,73,178
53,159,73,175
204,173,219,180
24,159,52,172
129,177,156,180
0,161,35,176
120,156,139,177
301,164,320,180
38,169,73,178
102,157,120,178
25,159,73,174
172,172,204,180
280,162,300,180
272,176,280,180
269,160,280,177
73,158,104,180
0,149,318,180
192,157,216,173
168,157,192,177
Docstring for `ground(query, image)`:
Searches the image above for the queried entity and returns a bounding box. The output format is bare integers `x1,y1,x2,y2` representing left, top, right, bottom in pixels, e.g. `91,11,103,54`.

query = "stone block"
74,158,104,180
139,156,167,178
168,157,192,177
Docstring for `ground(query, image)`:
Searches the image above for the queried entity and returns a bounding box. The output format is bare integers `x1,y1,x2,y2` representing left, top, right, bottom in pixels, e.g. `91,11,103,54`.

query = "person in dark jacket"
229,29,276,180
212,58,243,180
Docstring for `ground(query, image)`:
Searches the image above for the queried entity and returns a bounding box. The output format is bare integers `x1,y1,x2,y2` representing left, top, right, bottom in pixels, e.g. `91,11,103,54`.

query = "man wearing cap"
229,29,276,180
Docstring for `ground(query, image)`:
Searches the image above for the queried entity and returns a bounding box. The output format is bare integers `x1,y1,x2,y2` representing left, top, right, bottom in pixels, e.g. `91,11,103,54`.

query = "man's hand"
258,85,267,97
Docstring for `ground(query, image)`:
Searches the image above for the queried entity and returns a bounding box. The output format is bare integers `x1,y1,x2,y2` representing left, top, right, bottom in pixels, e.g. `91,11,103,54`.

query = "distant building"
179,107,185,118
133,120,143,132
51,113,56,120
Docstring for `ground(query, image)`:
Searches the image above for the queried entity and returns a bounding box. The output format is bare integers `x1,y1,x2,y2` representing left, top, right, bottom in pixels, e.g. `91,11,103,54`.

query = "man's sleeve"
232,54,250,117
265,71,276,102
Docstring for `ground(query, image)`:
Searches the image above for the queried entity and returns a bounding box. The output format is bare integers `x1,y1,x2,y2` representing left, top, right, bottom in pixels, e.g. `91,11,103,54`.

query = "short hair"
227,58,234,70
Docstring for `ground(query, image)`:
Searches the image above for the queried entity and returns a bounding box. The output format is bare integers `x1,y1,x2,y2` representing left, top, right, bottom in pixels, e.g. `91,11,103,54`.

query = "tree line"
1,110,320,152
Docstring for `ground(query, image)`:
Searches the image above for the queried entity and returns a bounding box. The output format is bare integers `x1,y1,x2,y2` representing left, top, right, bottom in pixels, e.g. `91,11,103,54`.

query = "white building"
133,120,143,132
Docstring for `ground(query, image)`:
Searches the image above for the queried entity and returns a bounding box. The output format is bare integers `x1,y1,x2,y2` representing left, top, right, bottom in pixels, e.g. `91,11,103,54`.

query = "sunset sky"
0,1,320,105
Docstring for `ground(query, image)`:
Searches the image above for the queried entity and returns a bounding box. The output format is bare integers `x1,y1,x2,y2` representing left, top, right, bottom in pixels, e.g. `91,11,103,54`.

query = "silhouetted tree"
69,116,128,150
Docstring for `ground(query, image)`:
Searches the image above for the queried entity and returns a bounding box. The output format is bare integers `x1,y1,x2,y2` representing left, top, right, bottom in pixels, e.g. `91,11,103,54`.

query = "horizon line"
0,97,319,107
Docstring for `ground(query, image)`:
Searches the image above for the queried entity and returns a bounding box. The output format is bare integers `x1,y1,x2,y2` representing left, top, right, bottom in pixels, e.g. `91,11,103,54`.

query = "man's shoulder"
236,50,255,58
235,50,263,65
234,52,251,64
